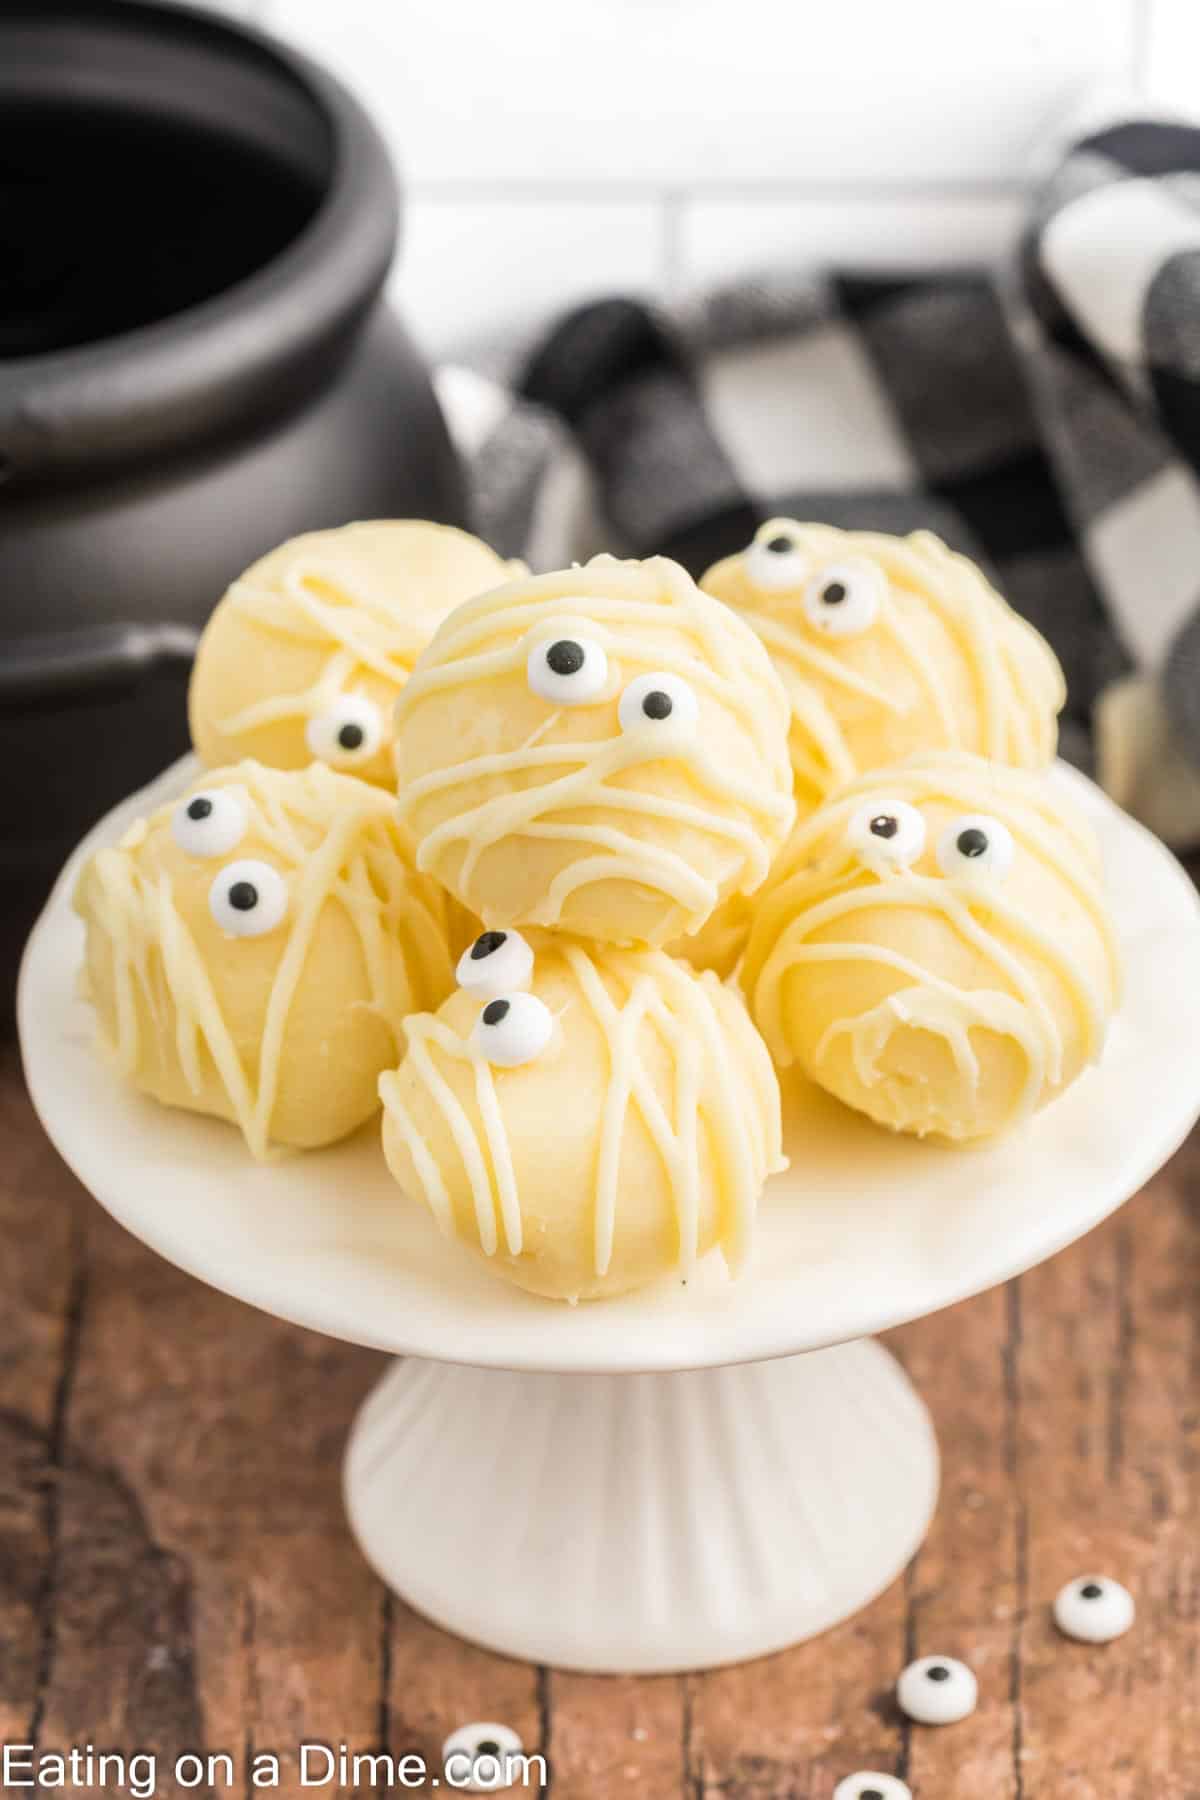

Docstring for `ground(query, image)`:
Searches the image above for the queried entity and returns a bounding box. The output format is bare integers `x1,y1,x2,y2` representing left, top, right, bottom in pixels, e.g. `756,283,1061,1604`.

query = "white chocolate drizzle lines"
77,764,454,1158
379,943,783,1286
747,756,1120,1134
716,525,1064,798
395,558,795,934
214,558,431,737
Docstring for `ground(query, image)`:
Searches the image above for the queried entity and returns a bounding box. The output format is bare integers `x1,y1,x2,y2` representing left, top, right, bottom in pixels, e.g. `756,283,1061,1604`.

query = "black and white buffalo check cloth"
438,104,1200,847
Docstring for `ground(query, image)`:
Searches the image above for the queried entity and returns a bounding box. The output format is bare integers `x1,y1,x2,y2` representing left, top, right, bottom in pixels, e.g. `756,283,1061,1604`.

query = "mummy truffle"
379,935,785,1301
75,762,457,1156
702,521,1065,811
742,752,1121,1142
189,520,521,786
392,554,795,947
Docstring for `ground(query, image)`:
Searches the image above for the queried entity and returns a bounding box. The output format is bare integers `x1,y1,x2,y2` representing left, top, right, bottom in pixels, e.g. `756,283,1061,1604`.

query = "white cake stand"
19,758,1200,1674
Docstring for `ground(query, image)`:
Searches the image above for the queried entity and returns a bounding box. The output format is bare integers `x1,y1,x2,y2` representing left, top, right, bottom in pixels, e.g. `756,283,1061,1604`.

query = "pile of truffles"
75,515,1121,1302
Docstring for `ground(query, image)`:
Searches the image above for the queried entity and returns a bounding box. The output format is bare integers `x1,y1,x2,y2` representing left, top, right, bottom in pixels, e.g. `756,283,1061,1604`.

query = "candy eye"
936,813,1014,884
305,694,383,765
802,558,885,636
744,525,807,591
618,672,699,734
456,928,534,997
896,1655,978,1726
847,798,926,871
833,1776,912,1800
527,634,608,705
208,859,288,938
1054,1575,1135,1643
471,993,554,1068
442,1723,524,1794
172,789,247,858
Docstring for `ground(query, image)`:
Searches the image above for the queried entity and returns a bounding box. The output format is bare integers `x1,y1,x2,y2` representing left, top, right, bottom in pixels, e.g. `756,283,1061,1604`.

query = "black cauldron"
0,0,466,991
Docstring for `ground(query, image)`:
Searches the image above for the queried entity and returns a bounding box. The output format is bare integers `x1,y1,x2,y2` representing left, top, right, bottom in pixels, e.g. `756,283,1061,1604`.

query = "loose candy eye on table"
896,1654,978,1724
834,1775,912,1800
441,1723,524,1794
1054,1575,1135,1643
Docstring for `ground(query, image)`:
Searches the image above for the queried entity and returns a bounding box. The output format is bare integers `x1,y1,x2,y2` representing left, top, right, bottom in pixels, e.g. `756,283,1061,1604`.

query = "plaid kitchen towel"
439,103,1200,847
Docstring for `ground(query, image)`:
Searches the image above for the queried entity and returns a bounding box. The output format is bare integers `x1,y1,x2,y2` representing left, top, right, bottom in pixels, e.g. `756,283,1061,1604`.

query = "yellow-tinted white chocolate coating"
189,520,522,786
392,554,796,948
667,890,754,981
742,752,1120,1142
702,521,1065,811
379,936,785,1301
75,762,457,1156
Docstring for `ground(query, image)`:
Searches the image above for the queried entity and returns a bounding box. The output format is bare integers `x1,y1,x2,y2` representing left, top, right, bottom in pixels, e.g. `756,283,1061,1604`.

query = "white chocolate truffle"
379,936,785,1302
392,554,796,948
743,752,1121,1142
896,1656,978,1725
1054,1575,1135,1643
189,520,522,787
702,521,1065,811
75,762,457,1156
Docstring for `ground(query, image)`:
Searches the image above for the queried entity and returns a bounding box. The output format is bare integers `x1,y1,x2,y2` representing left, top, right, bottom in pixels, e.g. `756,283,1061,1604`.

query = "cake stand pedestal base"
343,1338,938,1674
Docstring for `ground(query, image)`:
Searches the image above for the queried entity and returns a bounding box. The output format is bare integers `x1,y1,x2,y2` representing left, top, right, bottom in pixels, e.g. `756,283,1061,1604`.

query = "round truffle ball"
379,934,785,1301
189,520,521,786
702,520,1064,812
742,752,1121,1142
392,554,795,947
75,762,457,1155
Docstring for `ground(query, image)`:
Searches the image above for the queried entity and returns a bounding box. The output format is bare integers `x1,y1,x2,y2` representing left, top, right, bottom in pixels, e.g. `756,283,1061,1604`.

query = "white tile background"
220,0,1189,355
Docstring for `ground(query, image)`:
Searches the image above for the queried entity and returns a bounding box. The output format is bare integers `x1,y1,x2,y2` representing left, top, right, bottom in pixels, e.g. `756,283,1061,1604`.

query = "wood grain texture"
1,1038,1198,1798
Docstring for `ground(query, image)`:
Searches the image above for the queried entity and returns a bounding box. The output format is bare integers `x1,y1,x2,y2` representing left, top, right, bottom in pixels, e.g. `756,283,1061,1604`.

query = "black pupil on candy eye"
228,881,258,912
957,828,989,859
765,534,794,554
471,931,507,960
643,690,673,720
338,723,365,750
870,814,898,839
546,640,585,677
482,999,510,1026
1081,1582,1103,1600
861,1790,885,1800
821,580,847,606
476,1742,501,1759
187,798,213,821
927,1666,951,1683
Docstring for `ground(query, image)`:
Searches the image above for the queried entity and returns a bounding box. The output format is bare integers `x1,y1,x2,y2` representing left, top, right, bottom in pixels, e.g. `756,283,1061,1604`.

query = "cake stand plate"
19,758,1200,1672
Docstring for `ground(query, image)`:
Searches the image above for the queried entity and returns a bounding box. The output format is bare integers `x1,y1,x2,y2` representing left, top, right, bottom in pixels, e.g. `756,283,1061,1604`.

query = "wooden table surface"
2,1037,1198,1800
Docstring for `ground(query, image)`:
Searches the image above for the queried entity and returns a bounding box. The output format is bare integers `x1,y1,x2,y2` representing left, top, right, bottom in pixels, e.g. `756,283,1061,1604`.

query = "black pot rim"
0,0,400,489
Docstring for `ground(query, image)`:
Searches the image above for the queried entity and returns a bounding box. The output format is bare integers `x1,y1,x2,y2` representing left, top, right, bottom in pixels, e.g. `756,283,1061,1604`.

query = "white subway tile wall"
235,0,1175,354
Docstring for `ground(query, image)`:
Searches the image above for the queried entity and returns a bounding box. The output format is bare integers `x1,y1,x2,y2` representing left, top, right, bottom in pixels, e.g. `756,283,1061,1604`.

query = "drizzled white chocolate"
379,939,785,1300
189,521,521,784
75,762,456,1157
703,522,1066,809
393,555,796,947
212,560,424,742
743,752,1121,1141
